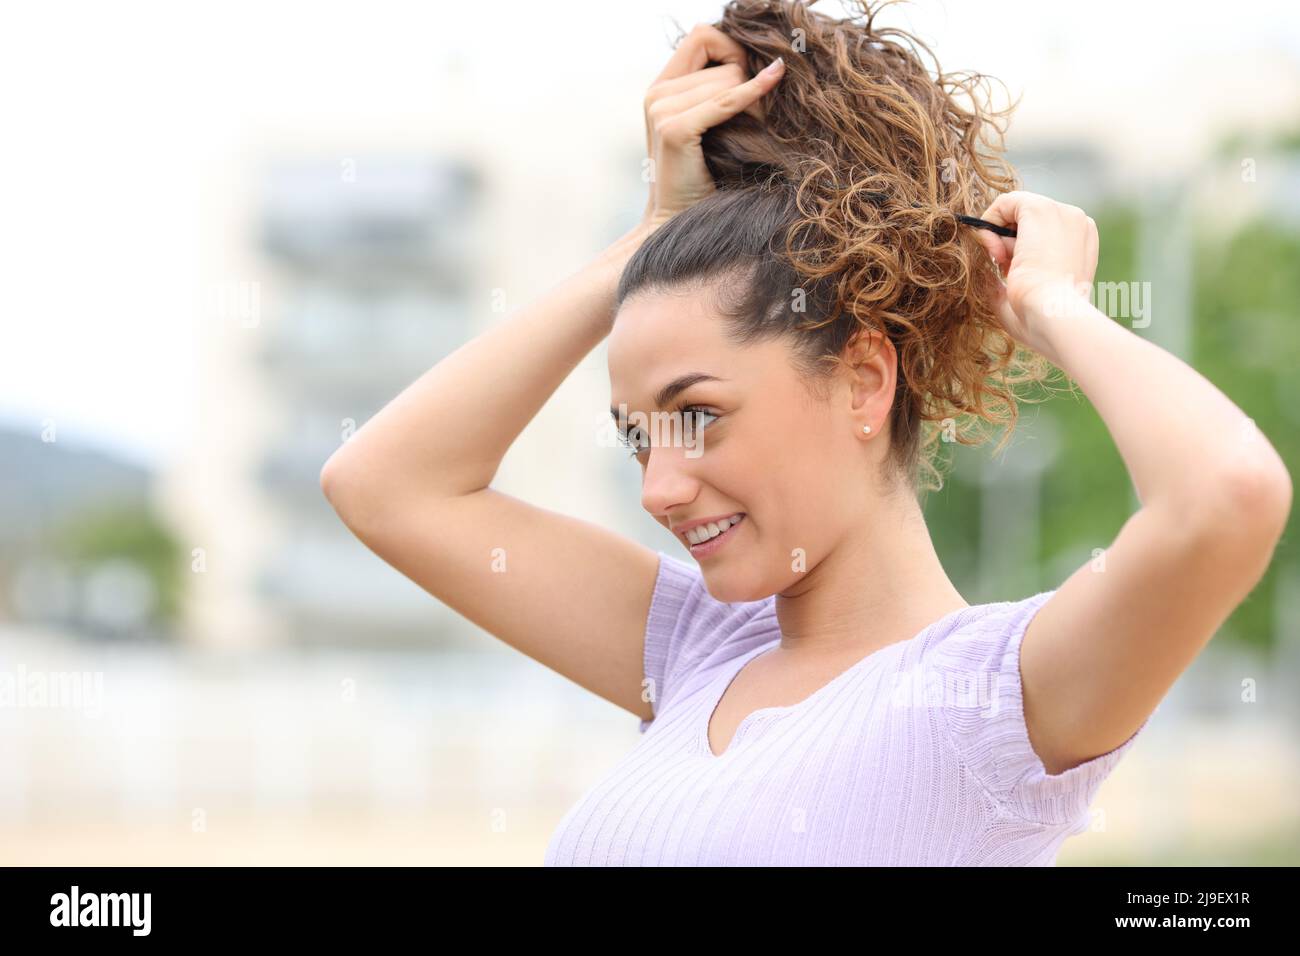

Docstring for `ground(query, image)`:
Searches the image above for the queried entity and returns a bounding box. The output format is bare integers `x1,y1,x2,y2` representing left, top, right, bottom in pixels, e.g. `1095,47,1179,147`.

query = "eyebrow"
609,373,728,421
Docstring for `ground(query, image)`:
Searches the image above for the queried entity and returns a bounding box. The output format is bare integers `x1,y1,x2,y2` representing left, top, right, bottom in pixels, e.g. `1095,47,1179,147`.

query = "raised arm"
319,23,786,722
971,192,1292,775
319,224,666,720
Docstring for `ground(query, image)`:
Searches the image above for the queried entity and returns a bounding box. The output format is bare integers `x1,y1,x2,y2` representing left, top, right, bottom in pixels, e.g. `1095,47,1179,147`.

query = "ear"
844,325,894,371
843,325,897,410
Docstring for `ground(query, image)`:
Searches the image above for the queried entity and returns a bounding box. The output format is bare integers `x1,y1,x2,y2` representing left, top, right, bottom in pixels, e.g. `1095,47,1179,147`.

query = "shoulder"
638,551,778,732
918,590,1057,667
914,589,1150,827
647,551,775,641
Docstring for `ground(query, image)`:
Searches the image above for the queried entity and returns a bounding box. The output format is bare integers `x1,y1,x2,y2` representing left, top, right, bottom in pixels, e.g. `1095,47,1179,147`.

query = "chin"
699,567,769,605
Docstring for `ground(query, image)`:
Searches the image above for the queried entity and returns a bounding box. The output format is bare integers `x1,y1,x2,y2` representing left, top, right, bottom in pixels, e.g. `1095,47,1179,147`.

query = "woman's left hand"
639,25,786,231
970,190,1100,360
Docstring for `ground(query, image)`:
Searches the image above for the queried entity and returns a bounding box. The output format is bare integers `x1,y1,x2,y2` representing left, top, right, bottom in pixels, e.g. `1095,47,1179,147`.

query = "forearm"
1034,294,1291,528
322,222,652,510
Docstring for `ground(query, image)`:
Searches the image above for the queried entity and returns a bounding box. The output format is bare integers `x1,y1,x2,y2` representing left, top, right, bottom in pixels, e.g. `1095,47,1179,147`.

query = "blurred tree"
927,202,1142,605
1191,216,1300,652
927,195,1295,653
47,501,185,632
1033,202,1143,578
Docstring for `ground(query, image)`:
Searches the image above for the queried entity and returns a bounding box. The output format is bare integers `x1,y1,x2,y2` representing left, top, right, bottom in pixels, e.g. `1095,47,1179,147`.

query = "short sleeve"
934,589,1153,828
637,551,774,733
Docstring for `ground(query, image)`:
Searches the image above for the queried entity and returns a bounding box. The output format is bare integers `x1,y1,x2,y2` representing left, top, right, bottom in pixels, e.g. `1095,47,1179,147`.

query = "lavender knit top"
544,551,1151,866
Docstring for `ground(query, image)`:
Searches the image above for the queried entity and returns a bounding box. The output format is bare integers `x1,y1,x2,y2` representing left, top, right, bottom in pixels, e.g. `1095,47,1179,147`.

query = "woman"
320,0,1291,865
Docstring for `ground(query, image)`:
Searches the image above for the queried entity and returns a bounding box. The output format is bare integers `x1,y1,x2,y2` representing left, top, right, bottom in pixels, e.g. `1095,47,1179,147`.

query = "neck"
773,491,968,659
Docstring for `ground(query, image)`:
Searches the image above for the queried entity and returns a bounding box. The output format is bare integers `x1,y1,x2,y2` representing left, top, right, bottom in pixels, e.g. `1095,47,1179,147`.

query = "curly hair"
615,0,1061,496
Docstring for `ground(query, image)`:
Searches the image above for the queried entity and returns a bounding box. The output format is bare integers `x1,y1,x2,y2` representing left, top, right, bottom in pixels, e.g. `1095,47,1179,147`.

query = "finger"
654,23,749,84
998,291,1019,335
663,57,785,143
650,75,762,128
978,192,1040,277
997,286,1020,333
1083,216,1099,286
987,273,1020,332
977,190,1028,231
650,62,759,123
647,63,745,103
644,69,746,162
971,224,1012,275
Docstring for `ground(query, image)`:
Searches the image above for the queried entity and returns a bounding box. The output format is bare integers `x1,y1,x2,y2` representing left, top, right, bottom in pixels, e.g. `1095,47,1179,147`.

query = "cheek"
751,411,853,530
767,408,836,478
729,416,815,506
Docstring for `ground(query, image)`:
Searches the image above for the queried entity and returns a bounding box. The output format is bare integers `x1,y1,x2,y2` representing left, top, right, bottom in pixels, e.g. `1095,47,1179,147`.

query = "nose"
639,445,700,520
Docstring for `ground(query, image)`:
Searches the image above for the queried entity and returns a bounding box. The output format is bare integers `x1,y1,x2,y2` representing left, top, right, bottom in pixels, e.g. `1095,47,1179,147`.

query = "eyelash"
618,406,718,458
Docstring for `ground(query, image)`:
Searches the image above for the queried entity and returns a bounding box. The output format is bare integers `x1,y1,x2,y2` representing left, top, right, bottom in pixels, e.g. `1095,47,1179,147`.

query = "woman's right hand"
640,24,786,230
971,190,1099,364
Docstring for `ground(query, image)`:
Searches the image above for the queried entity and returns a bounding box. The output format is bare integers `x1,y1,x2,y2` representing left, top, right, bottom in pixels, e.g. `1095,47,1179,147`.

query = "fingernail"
762,56,784,75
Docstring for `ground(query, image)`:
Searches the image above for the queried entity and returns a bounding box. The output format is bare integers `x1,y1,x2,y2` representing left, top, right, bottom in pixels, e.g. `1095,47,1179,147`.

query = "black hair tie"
955,214,1017,238
858,190,1018,238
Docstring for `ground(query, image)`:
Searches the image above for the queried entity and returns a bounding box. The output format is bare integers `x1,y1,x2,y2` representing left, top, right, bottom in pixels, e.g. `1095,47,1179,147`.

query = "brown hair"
614,0,1059,497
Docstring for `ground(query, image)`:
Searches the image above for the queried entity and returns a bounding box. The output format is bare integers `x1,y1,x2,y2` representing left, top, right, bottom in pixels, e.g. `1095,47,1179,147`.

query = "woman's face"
608,285,896,603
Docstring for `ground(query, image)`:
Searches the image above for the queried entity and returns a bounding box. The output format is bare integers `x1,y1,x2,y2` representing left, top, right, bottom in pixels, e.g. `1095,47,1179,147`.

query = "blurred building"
252,158,483,646
164,129,651,650
167,157,497,649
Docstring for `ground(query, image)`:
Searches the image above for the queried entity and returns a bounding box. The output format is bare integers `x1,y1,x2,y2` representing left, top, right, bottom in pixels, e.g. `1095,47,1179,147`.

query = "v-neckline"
698,603,976,759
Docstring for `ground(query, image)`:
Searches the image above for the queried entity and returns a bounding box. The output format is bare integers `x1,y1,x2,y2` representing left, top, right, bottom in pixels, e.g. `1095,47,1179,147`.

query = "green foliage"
1034,202,1144,570
48,500,185,627
1189,217,1300,650
926,199,1296,652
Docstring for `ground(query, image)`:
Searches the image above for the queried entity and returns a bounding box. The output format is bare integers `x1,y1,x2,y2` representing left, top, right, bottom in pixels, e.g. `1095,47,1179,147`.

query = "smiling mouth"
684,513,745,546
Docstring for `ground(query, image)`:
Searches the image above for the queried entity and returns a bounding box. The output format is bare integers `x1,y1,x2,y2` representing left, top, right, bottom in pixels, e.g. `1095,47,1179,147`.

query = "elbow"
1190,452,1292,603
1195,446,1293,546
319,454,345,506
319,451,401,539
1224,446,1291,536
319,452,368,526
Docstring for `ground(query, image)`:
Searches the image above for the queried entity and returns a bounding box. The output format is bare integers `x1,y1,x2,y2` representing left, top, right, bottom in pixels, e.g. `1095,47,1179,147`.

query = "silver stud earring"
862,425,871,434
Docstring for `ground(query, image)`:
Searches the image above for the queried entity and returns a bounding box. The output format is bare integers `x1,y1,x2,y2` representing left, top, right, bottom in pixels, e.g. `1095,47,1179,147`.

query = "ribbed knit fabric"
544,551,1151,866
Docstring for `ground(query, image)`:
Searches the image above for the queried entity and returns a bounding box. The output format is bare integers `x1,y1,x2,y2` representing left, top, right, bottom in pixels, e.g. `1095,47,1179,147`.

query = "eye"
680,405,718,439
617,427,650,459
615,406,719,461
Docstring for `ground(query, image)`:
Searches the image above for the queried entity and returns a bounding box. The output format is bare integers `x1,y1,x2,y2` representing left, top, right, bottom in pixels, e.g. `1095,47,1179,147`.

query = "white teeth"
687,514,743,545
